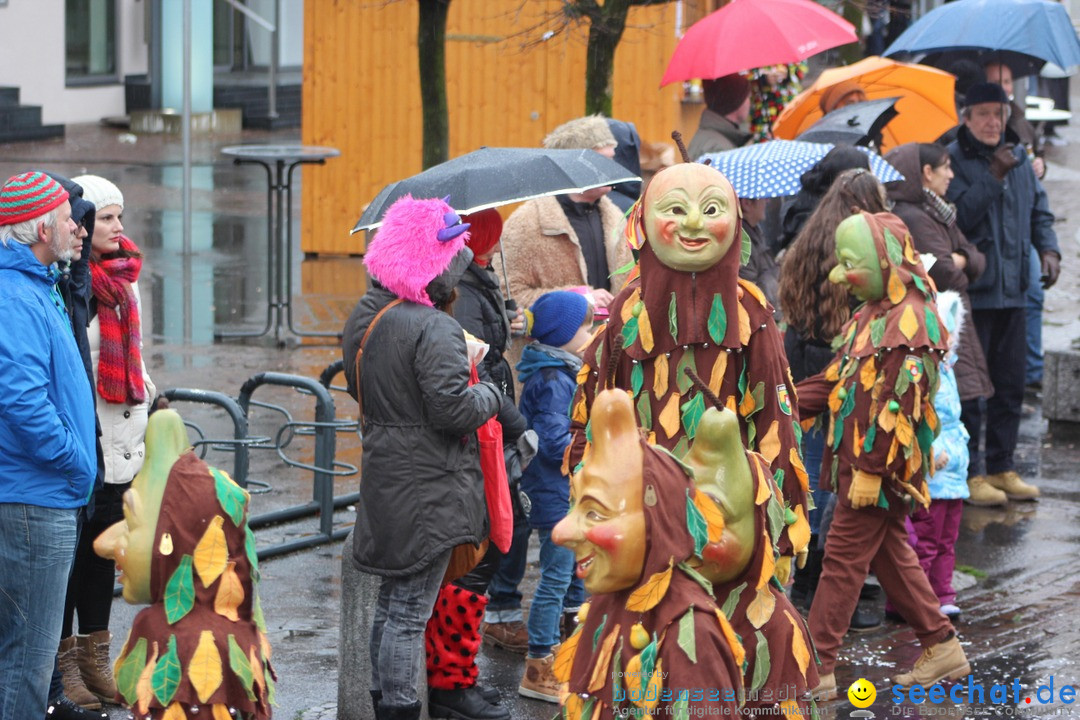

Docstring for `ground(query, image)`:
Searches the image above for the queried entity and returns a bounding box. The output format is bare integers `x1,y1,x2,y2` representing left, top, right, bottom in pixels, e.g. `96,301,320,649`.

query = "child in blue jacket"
515,291,593,703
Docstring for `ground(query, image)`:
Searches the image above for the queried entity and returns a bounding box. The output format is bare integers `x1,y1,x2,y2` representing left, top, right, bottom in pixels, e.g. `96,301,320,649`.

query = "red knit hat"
0,171,69,226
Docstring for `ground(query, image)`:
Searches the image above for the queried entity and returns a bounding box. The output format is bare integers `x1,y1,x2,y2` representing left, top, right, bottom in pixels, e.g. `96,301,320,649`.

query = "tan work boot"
77,631,118,703
893,635,971,687
519,654,562,703
812,672,837,701
481,620,528,654
58,635,102,710
986,471,1040,500
965,475,1008,507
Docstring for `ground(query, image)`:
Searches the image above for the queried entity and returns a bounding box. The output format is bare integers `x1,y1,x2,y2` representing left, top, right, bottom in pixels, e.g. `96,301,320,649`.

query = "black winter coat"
342,284,502,577
947,126,1059,310
453,264,516,400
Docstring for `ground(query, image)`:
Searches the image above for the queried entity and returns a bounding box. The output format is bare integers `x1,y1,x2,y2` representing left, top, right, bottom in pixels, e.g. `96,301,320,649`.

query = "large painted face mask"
94,410,191,604
645,164,739,273
552,392,646,595
829,214,884,302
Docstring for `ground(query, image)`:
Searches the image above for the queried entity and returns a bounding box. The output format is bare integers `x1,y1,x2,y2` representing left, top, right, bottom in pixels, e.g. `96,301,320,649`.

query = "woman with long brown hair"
780,168,889,620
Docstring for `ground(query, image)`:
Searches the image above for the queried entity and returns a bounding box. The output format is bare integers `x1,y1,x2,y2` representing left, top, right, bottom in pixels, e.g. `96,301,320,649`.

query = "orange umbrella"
772,56,957,152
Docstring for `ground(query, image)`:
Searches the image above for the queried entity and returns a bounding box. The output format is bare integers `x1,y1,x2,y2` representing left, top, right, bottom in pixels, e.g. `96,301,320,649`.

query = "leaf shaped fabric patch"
884,228,903,265
151,635,182,706
899,304,919,341
888,270,906,304
592,613,607,651
786,609,811,680
194,515,229,588
668,292,678,340
676,347,696,394
738,302,752,345
925,306,941,343
693,490,725,543
213,467,247,527
630,362,644,397
746,586,776,629
250,646,267,702
638,304,654,353
116,636,147,706
653,353,669,398
625,559,673,613
708,352,728,396
658,392,682,440
860,356,877,392
721,582,746,620
707,294,727,345
677,607,697,664
162,703,187,720
189,630,223,703
135,641,160,715
587,624,620,693
750,630,771,692
620,288,640,325
215,561,245,622
622,316,640,347
686,492,709,558
715,608,746,669
164,555,196,624
553,625,581,683
228,634,257,701
245,525,260,583
758,420,781,463
787,505,811,556
680,392,706,439
870,317,886,348
636,391,653,431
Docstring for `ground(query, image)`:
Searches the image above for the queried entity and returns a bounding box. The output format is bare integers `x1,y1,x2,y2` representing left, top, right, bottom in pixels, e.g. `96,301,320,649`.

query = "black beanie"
964,82,1010,107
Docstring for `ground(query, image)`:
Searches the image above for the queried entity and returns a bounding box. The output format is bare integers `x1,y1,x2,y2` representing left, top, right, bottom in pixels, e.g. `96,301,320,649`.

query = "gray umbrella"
798,97,901,147
350,146,640,233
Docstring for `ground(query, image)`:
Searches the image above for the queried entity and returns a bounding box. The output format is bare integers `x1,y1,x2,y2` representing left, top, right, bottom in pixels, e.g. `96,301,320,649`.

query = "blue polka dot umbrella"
697,140,904,199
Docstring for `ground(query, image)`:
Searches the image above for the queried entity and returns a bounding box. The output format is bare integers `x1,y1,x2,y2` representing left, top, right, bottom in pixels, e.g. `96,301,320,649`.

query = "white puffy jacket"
87,280,157,485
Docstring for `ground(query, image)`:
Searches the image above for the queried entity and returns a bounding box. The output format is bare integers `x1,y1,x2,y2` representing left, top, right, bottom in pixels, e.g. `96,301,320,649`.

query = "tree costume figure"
551,389,743,718
568,160,811,570
95,410,274,720
795,212,969,698
682,409,819,717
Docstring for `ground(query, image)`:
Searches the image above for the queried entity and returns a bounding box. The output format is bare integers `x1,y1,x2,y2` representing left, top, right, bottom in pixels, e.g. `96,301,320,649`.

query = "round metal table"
219,144,341,344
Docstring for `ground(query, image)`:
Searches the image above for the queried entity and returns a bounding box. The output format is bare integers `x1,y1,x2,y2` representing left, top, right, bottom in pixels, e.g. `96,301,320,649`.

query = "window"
66,0,117,84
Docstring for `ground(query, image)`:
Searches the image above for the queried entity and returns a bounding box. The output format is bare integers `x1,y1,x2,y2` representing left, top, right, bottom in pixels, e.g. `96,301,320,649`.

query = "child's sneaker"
940,604,961,621
518,654,562,703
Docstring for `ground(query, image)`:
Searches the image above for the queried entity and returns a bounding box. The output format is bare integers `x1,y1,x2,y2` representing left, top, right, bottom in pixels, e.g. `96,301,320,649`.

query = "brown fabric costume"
113,453,274,719
556,437,743,718
797,212,949,514
796,211,954,674
568,194,810,558
714,451,819,715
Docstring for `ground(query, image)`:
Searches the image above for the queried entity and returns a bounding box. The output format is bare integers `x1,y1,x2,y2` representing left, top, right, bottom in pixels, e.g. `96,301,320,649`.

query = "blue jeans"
1026,246,1044,386
801,426,831,536
369,549,452,708
527,529,575,657
0,503,77,720
485,522,531,623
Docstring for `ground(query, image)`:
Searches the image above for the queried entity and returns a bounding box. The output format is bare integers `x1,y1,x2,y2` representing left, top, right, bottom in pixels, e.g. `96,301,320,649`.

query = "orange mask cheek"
584,523,624,552
657,220,679,246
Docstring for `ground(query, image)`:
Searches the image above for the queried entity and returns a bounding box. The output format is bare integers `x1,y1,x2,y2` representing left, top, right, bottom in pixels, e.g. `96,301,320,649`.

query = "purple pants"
887,500,964,611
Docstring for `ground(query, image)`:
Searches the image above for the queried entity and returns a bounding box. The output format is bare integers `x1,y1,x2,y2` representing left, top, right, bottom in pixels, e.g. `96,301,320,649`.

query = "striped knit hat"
0,171,69,226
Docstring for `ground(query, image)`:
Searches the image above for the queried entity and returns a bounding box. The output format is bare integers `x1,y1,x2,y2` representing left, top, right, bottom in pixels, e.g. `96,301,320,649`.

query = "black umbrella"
351,147,640,233
797,97,901,147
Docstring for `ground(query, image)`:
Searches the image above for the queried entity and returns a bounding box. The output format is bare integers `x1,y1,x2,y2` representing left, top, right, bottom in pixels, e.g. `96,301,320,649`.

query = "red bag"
471,365,512,553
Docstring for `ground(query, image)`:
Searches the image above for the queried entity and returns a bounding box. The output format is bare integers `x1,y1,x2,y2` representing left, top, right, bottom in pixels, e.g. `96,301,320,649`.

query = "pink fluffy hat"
363,195,471,306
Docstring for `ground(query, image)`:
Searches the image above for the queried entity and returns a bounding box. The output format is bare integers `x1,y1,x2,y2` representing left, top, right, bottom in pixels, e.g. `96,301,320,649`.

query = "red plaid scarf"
90,236,146,404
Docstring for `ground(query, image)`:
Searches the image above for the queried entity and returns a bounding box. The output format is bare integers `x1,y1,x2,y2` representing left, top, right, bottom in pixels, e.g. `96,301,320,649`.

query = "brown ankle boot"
77,631,118,703
58,635,101,710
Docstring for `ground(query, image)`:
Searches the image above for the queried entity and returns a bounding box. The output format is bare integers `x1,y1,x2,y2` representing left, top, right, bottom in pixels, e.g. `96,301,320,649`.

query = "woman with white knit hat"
56,175,162,711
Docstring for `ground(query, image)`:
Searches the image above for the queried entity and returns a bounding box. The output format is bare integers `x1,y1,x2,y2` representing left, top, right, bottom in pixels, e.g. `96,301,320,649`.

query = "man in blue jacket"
0,172,97,720
946,83,1061,503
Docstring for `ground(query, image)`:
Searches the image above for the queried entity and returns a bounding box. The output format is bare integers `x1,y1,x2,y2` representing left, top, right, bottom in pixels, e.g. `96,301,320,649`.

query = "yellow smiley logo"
847,678,876,708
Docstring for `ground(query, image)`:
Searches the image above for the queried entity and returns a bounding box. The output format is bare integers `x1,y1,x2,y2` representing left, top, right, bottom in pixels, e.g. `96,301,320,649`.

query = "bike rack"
237,371,359,558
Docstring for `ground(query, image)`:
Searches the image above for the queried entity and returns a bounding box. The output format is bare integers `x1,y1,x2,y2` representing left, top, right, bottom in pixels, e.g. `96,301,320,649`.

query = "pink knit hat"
0,171,69,226
364,195,471,306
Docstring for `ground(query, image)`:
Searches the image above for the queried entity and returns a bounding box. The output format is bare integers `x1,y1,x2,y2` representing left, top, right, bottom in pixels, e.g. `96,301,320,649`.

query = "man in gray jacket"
946,83,1061,502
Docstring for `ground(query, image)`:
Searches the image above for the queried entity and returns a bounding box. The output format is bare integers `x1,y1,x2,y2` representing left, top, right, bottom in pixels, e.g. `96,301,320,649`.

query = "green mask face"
645,164,739,273
829,214,884,302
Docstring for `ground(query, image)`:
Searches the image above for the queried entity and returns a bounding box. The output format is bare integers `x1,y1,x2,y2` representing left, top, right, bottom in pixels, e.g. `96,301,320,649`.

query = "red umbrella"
661,0,857,87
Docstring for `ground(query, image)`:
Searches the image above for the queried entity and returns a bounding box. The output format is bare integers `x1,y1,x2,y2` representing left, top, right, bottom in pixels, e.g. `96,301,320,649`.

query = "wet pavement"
3,102,1080,719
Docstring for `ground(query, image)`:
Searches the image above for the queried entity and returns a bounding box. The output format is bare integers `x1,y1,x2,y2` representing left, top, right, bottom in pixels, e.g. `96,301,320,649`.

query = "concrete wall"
0,0,148,124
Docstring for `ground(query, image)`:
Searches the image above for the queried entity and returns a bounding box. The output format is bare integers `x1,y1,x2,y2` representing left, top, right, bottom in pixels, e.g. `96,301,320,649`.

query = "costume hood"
364,195,472,306
884,144,925,205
